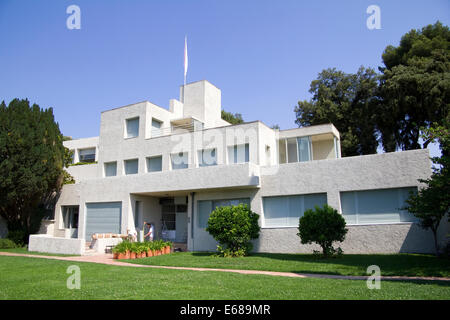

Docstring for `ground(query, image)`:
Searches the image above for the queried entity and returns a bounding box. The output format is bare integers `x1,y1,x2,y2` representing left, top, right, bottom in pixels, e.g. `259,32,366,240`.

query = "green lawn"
0,256,449,300
0,247,77,257
124,252,450,278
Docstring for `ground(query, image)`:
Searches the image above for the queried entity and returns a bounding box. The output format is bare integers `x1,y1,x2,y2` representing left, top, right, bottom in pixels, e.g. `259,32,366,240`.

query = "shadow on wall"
400,214,450,254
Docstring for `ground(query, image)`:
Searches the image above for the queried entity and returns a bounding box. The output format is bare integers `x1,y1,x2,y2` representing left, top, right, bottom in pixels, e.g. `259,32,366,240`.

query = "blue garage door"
85,202,122,240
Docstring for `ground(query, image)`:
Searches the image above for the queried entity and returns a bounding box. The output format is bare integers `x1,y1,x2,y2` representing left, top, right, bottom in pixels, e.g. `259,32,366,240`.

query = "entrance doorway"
160,198,188,243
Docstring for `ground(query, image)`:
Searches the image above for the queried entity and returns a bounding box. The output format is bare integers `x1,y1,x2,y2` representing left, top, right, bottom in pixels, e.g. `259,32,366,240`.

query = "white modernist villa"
27,80,448,255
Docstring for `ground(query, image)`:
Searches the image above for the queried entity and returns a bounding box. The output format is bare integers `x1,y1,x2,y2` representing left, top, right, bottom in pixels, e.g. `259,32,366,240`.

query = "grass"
124,252,450,278
0,255,449,300
0,247,78,257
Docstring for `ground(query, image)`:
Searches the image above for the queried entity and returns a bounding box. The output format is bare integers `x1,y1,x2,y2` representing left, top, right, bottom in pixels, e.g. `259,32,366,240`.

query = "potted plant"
129,242,138,259
113,241,129,260
146,242,153,257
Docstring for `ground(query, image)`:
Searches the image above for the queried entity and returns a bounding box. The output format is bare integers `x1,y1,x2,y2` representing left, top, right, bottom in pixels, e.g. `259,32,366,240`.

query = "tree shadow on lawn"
191,252,450,278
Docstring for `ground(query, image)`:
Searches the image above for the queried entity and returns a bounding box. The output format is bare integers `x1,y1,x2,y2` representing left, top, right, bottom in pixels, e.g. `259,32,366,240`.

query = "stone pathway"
1,252,449,282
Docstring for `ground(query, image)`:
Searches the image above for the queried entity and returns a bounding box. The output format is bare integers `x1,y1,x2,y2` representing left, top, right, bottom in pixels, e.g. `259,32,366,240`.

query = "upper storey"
63,80,341,184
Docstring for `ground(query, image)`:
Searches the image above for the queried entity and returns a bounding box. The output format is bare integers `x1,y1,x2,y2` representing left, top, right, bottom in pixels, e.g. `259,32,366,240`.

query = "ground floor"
21,149,449,255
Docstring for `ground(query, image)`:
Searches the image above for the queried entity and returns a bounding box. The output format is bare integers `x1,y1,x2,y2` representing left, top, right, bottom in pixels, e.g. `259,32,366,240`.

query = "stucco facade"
28,79,447,255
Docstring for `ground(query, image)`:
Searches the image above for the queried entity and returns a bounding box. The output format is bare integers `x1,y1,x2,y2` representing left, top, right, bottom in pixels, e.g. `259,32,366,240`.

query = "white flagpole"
184,36,188,85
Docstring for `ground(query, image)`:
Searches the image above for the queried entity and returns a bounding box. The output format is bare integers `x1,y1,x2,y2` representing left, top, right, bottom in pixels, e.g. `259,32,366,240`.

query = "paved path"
1,252,449,282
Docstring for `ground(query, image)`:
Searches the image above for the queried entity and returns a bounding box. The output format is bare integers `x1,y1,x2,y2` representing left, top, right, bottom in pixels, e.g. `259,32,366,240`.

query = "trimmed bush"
297,204,348,257
206,204,260,257
0,238,18,249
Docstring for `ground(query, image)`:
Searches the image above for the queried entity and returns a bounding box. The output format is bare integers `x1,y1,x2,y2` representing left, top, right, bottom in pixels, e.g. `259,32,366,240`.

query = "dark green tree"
378,21,450,152
404,122,450,255
221,110,244,125
0,99,66,243
297,205,348,257
206,204,260,257
294,66,380,156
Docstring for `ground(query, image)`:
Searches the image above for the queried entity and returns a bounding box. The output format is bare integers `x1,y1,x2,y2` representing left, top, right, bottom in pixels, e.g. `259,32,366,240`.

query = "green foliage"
0,99,66,243
378,21,450,152
221,110,244,125
404,122,450,255
206,204,260,257
68,161,98,166
0,238,18,249
297,205,348,257
295,66,380,156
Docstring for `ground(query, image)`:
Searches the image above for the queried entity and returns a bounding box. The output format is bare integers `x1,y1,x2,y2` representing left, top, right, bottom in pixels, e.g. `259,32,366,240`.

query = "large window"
340,187,418,225
62,206,79,229
198,148,217,167
227,144,249,164
147,155,162,172
124,159,139,175
151,118,162,137
197,198,251,228
263,193,327,227
171,152,188,170
126,117,139,138
279,136,312,164
78,148,96,163
104,161,117,177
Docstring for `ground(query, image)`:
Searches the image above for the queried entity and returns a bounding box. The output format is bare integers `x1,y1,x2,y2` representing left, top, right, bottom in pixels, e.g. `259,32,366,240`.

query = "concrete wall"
28,234,85,255
66,164,99,182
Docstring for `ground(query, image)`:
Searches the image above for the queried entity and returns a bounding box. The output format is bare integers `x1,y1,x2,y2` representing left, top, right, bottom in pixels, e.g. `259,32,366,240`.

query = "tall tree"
0,99,65,243
404,122,449,255
294,66,380,156
221,110,244,125
378,21,450,152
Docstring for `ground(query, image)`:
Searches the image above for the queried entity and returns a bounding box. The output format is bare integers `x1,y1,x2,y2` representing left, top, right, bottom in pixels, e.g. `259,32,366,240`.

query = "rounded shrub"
297,204,348,257
0,238,17,249
206,203,260,257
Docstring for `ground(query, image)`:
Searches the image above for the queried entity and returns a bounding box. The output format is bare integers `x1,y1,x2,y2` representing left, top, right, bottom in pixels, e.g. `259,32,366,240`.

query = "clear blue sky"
0,0,448,156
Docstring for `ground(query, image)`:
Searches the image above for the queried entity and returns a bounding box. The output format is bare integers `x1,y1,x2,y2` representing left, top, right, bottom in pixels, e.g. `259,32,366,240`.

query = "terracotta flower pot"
125,250,130,259
117,252,126,260
130,252,136,259
113,252,119,259
165,246,171,254
151,250,156,256
147,250,153,257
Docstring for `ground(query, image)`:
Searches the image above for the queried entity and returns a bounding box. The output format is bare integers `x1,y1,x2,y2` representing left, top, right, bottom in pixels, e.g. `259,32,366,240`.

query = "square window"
171,152,188,170
104,161,117,177
147,156,162,172
124,159,139,175
126,117,139,138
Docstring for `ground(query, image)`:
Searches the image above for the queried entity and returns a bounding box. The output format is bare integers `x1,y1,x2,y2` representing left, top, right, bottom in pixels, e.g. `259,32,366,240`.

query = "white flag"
184,36,188,85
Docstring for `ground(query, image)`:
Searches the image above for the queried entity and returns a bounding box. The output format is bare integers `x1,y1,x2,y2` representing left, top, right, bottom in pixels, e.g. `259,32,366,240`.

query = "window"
126,117,139,138
198,148,217,167
147,156,162,172
340,187,418,225
227,143,249,164
263,193,327,227
134,201,141,229
171,152,188,170
279,136,312,164
124,159,139,175
297,137,312,162
197,198,251,228
151,118,162,137
62,206,79,229
78,148,96,163
104,161,117,177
